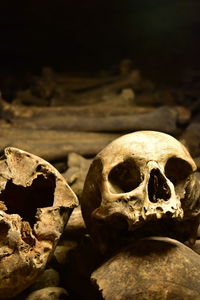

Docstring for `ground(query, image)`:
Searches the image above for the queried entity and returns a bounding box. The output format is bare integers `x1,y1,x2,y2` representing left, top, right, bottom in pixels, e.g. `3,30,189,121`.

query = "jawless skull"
81,131,200,253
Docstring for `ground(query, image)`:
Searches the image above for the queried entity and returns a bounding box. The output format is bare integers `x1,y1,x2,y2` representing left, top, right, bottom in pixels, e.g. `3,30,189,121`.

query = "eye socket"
165,157,193,185
108,159,141,193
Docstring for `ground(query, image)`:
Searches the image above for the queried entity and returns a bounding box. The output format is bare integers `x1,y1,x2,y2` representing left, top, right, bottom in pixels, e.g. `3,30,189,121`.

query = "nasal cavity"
148,168,171,203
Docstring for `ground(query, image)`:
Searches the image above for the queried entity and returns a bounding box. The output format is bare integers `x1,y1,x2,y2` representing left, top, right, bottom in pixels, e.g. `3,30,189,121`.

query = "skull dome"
81,131,200,253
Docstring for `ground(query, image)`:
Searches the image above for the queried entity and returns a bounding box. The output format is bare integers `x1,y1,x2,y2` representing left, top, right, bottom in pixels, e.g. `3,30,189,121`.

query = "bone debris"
0,147,78,299
0,98,154,118
12,68,152,107
28,268,60,292
0,101,188,134
1,97,190,125
63,153,92,198
25,287,69,300
1,64,200,299
180,122,200,157
7,106,178,133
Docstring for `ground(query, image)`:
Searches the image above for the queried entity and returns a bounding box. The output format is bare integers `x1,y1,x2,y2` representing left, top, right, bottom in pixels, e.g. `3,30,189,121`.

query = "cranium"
0,147,78,298
81,131,200,253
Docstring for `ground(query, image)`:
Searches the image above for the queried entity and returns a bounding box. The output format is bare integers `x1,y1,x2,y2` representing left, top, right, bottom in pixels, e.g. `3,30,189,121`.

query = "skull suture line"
81,131,200,253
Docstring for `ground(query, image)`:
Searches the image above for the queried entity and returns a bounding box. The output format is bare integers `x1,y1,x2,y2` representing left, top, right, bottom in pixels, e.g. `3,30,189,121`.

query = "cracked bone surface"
81,131,200,253
0,147,78,299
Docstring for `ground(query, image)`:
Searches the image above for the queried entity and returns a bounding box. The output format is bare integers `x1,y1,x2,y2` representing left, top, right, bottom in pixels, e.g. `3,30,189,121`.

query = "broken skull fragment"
0,147,78,299
81,130,200,253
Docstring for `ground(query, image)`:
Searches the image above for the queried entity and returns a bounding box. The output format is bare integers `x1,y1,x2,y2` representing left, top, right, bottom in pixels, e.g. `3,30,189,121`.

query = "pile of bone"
1,130,200,299
1,64,200,163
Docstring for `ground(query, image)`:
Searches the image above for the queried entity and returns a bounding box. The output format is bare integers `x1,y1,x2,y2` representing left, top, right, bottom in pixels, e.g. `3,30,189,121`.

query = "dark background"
0,0,200,84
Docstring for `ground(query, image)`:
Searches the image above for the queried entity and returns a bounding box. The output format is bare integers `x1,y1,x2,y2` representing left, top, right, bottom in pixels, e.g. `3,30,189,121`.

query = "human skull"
0,147,78,298
81,131,200,253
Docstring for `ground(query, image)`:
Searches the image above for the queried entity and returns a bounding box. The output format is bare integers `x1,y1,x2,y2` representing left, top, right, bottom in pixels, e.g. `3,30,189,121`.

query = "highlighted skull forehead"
81,131,200,252
102,131,196,168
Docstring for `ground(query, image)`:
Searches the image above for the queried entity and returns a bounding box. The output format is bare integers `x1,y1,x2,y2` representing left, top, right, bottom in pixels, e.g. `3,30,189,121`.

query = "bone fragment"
0,98,153,118
180,122,200,157
0,98,190,126
63,153,92,198
25,287,68,300
9,106,179,134
0,128,120,161
0,147,78,298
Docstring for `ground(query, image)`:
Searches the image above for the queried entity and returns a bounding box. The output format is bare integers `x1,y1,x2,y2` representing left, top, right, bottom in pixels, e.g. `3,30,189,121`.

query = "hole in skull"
148,168,171,203
156,207,163,212
108,159,141,193
165,157,193,185
0,174,55,227
0,222,9,240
